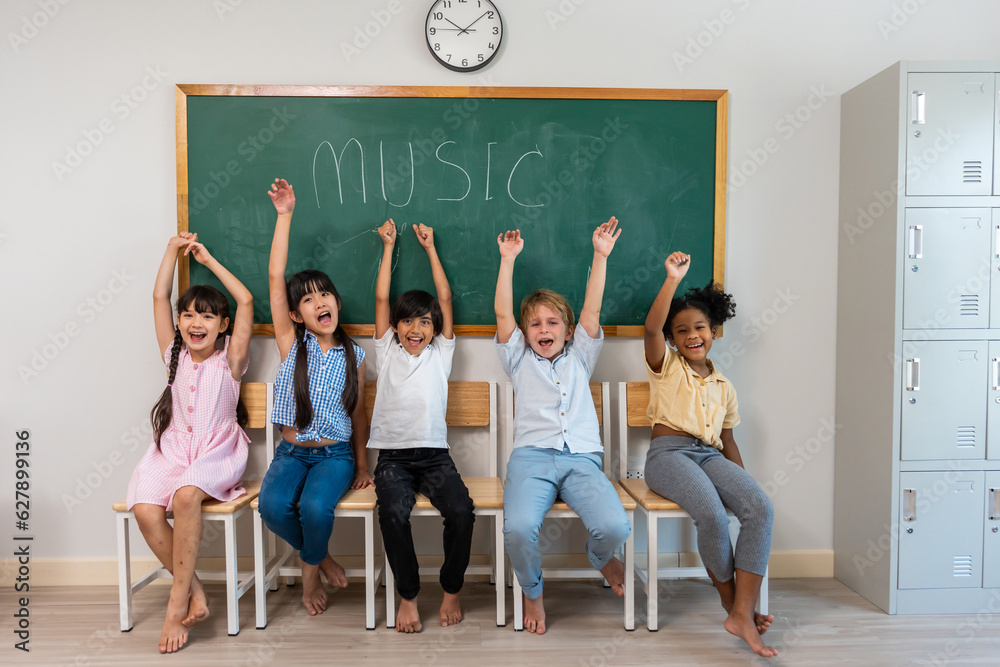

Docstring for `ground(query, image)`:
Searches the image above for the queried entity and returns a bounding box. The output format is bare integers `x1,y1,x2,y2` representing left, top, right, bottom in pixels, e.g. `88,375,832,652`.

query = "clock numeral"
492,27,499,34
487,11,494,19
462,58,468,67
488,42,495,50
478,54,484,62
446,54,452,62
433,11,443,19
434,43,441,51
442,1,451,6
429,27,436,35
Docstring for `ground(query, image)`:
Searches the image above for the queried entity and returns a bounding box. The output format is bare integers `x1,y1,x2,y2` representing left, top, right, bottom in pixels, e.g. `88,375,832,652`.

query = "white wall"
2,0,999,574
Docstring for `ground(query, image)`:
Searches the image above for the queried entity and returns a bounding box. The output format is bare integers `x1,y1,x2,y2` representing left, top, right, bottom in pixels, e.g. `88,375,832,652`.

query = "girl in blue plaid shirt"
257,178,372,617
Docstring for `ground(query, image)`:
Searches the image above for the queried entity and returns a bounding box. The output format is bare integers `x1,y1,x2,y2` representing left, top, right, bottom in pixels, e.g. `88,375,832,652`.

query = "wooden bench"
505,381,636,631
113,381,271,636
617,381,768,631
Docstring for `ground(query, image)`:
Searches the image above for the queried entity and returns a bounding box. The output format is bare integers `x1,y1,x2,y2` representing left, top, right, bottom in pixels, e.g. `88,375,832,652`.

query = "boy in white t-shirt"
369,220,474,634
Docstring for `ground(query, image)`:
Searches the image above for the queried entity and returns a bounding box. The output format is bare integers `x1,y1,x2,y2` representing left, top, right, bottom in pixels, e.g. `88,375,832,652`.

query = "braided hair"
150,285,248,448
663,281,737,338
286,270,359,431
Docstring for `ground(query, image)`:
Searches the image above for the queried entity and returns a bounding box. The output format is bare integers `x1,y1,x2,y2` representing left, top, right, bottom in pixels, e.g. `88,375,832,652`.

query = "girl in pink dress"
126,232,253,654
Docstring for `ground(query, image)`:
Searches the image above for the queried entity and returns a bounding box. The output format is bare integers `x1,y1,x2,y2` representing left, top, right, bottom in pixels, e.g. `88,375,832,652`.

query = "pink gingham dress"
127,338,249,511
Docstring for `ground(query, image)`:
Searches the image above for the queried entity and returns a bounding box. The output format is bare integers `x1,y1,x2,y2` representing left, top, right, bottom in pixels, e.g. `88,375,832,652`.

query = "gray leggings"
644,436,772,580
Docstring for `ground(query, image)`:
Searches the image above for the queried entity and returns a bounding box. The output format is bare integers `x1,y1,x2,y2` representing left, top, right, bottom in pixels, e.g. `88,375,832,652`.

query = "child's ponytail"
292,321,313,430
151,329,183,448
335,324,359,415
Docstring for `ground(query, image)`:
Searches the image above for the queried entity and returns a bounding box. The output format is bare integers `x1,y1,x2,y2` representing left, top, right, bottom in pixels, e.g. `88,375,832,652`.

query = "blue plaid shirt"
272,331,365,443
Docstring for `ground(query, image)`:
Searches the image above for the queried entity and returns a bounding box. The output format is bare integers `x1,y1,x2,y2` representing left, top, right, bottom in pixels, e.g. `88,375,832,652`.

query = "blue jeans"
258,440,354,566
503,445,631,599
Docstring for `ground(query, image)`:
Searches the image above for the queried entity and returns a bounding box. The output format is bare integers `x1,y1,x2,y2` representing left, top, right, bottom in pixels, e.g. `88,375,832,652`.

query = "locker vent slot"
953,555,974,577
956,426,976,448
958,295,979,316
962,161,982,183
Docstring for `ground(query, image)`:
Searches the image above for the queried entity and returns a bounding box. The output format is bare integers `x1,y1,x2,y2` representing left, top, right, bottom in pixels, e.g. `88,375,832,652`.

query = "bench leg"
116,512,134,632
224,516,239,636
512,568,523,631
384,535,396,629
624,509,634,631
759,567,769,616
365,512,375,631
647,511,658,631
254,508,267,629
494,510,505,627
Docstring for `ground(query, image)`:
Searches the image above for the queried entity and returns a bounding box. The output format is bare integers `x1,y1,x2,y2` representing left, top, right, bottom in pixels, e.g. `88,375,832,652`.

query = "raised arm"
153,234,189,358
375,220,397,339
267,178,297,360
413,223,453,339
644,252,690,373
179,236,254,381
578,217,621,338
494,230,523,344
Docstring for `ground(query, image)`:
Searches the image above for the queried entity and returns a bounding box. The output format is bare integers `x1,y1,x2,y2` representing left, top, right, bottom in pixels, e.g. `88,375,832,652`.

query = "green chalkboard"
177,86,727,336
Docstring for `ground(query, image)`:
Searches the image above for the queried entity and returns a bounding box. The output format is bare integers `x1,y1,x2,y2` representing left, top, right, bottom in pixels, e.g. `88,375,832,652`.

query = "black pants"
374,448,475,600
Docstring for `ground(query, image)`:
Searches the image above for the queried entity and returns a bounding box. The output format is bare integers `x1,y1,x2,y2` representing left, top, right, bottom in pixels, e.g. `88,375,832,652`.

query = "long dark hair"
150,285,248,447
286,270,359,430
663,281,737,336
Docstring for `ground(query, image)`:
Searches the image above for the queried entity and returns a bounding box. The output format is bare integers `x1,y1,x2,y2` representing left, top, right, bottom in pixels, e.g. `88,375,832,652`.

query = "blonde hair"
519,289,575,331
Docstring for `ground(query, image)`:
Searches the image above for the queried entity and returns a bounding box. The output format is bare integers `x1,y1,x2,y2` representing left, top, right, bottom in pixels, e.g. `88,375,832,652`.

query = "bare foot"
439,592,463,626
318,555,349,589
182,577,210,628
724,611,778,657
158,589,191,653
301,561,328,616
754,611,774,634
599,557,626,597
523,593,546,635
396,596,422,633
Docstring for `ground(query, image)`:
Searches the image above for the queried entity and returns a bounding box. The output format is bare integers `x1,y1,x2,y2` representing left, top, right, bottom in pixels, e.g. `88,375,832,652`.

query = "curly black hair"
663,281,737,337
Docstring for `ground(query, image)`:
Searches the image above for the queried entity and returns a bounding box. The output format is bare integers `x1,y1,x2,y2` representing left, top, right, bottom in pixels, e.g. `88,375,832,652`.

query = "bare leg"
318,555,349,589
133,504,210,629
439,591,462,627
708,568,772,634
711,568,777,657
522,592,546,635
158,486,207,653
397,595,423,633
599,557,626,598
300,560,328,615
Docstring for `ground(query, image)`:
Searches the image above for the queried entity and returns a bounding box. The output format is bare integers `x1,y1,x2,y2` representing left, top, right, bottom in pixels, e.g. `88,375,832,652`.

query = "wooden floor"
7,578,1000,666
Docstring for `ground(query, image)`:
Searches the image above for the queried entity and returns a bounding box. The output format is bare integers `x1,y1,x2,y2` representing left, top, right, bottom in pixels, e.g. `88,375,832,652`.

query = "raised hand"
665,251,690,282
178,236,215,266
379,219,397,246
593,216,622,258
413,223,435,250
497,229,523,259
267,178,295,214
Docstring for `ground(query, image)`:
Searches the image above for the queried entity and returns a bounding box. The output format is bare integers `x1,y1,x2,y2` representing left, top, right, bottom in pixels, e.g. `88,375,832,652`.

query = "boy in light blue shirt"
494,218,631,635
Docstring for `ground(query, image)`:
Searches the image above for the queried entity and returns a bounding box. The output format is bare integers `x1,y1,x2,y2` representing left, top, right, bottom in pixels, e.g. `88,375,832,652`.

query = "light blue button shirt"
495,325,604,453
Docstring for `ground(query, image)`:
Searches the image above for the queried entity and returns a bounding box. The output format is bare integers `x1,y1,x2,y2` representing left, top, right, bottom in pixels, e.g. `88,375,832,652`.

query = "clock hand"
461,11,490,33
445,18,470,35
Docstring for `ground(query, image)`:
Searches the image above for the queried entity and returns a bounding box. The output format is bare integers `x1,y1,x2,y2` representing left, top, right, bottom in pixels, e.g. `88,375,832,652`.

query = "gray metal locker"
991,211,1000,329
900,340,986,460
995,74,1000,196
906,73,995,196
988,341,1000,461
903,209,991,329
898,471,985,589
985,472,1000,589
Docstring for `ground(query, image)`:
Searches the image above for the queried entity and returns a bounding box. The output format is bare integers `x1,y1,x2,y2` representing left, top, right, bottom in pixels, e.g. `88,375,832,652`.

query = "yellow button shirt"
645,346,740,450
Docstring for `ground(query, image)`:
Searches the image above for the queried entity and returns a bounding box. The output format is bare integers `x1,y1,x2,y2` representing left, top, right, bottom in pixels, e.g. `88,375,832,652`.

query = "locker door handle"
911,91,925,124
908,225,923,259
995,225,1000,258
903,489,917,521
990,489,999,521
905,358,920,391
993,358,1000,391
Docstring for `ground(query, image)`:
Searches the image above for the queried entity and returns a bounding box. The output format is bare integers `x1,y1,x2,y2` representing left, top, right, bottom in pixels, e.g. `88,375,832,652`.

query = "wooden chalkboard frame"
176,85,728,337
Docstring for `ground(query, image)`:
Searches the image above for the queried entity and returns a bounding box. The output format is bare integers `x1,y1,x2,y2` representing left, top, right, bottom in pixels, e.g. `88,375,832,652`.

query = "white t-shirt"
367,329,455,449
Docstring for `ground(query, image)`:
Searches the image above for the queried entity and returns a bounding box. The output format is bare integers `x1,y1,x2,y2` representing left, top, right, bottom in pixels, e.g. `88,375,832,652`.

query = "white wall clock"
425,0,503,72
